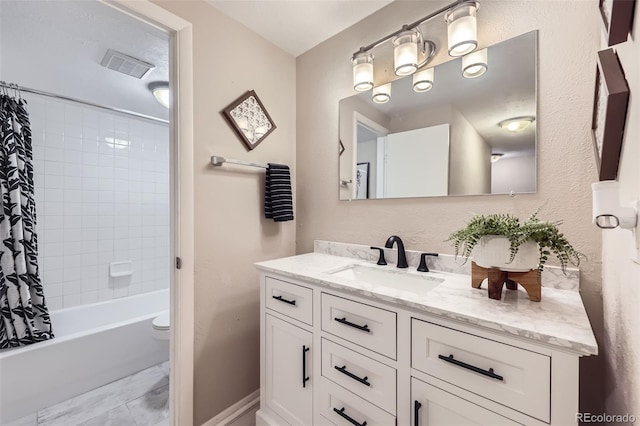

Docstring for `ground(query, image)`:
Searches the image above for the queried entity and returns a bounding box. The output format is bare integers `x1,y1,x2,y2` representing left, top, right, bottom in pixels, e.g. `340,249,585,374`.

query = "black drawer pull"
302,345,310,388
334,365,370,386
272,295,296,306
333,407,367,426
414,400,422,426
334,317,370,333
438,354,504,381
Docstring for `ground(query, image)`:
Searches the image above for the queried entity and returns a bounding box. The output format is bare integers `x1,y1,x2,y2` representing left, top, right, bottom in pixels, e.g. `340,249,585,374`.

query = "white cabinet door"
411,377,520,426
265,314,312,425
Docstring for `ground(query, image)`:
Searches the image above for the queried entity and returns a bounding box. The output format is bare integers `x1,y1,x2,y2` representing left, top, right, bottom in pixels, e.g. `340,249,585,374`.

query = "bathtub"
0,289,169,424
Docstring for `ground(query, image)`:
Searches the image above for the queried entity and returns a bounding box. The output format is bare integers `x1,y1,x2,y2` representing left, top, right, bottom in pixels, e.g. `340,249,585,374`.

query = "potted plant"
447,210,584,273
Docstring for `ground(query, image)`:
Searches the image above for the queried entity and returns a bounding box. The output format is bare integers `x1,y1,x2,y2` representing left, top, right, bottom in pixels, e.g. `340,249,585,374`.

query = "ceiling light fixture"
413,67,434,92
462,48,487,78
372,84,391,104
148,81,170,108
350,0,480,94
491,153,504,163
499,116,535,133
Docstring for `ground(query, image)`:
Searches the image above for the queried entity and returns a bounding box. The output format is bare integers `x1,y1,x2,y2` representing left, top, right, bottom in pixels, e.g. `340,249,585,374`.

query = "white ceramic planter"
472,235,539,272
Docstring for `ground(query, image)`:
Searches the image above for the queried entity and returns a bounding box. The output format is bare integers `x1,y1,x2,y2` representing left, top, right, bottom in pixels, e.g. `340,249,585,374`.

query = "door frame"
101,1,194,424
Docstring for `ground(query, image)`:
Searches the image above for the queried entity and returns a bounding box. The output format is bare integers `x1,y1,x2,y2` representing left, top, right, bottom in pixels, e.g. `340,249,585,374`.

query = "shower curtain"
0,92,53,348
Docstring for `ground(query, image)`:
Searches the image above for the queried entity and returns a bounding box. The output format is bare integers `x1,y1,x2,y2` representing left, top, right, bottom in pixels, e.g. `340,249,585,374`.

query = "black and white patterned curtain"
0,90,53,348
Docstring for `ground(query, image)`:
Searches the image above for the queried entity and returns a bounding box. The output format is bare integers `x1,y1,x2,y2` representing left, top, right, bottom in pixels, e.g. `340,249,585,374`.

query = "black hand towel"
265,163,294,222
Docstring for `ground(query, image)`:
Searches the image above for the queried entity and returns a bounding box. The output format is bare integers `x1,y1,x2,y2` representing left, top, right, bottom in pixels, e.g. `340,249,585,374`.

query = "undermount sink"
327,264,445,293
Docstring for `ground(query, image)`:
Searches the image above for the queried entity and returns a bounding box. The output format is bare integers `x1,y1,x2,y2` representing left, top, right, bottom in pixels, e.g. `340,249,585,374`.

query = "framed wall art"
591,48,630,181
356,162,370,199
222,90,276,151
599,0,636,46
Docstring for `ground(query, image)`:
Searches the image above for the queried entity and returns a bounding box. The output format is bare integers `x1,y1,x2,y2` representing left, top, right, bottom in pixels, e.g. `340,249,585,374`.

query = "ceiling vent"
100,49,155,79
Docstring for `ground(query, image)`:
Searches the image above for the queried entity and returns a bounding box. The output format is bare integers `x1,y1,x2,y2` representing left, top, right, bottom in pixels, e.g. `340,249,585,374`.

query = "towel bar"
211,155,268,169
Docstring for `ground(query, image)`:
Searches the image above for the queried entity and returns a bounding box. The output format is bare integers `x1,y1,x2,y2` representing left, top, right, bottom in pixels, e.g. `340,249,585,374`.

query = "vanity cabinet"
264,314,312,426
258,271,583,426
411,378,519,425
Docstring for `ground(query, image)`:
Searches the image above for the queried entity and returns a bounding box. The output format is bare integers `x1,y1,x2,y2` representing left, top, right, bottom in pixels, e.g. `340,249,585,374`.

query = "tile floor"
5,362,170,426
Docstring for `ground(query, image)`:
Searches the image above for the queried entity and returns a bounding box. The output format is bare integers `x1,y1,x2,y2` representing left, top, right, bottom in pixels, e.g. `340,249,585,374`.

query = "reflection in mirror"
339,31,537,200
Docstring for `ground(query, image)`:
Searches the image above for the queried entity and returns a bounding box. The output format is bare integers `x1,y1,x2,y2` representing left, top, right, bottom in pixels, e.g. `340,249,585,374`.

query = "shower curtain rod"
0,81,169,125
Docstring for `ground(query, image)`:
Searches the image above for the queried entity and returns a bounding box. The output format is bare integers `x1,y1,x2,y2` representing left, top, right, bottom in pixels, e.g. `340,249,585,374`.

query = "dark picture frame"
591,48,630,181
222,90,276,151
599,0,636,46
356,162,370,199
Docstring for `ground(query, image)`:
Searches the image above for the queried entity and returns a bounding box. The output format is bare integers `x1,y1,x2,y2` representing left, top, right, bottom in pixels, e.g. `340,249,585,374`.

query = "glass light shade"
491,153,504,163
352,53,374,92
413,67,434,92
372,83,391,104
462,48,487,78
499,116,535,133
445,2,479,57
393,30,419,76
149,81,170,108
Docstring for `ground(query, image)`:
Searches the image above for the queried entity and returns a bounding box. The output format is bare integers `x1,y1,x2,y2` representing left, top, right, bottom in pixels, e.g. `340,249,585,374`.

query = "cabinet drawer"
321,293,396,359
265,277,313,325
318,377,395,426
411,319,550,422
321,339,396,414
411,377,520,425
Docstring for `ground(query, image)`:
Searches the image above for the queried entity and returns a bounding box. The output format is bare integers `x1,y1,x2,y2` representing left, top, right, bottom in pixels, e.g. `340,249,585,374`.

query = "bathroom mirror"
339,31,537,200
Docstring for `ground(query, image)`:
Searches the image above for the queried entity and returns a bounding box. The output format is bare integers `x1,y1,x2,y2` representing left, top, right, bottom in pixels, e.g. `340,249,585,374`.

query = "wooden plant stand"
471,261,541,302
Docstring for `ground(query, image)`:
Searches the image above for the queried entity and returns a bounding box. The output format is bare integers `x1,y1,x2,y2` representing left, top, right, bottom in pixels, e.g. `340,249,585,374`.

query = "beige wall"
154,2,296,424
601,3,640,417
297,0,604,412
449,106,491,195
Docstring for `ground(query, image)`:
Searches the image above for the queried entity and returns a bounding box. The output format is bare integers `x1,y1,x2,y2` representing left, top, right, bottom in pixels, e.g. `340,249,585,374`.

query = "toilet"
152,311,170,349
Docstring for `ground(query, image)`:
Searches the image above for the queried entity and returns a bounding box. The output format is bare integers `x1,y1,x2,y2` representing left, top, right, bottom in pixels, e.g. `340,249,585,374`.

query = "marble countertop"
255,252,598,356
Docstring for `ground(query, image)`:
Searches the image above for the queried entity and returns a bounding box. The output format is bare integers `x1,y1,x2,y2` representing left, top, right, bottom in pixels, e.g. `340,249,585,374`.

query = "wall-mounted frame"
591,48,630,181
599,0,636,46
356,162,370,199
222,90,276,151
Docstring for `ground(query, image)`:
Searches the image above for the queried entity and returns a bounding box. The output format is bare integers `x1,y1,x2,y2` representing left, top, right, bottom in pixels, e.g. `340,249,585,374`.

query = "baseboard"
202,390,260,426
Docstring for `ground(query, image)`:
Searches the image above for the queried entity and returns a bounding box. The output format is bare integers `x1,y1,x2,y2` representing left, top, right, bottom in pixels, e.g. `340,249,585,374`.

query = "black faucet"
385,235,408,268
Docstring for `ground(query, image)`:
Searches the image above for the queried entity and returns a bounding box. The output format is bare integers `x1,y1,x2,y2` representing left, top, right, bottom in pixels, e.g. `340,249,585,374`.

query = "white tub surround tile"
255,251,597,355
26,94,170,308
313,240,580,291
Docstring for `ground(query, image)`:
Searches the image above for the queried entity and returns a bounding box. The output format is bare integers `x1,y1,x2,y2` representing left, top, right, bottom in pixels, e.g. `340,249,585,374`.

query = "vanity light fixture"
462,48,487,78
445,1,480,56
352,52,375,91
372,83,391,104
350,0,481,93
490,153,504,163
148,81,169,108
413,67,434,92
499,116,535,133
394,30,420,76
